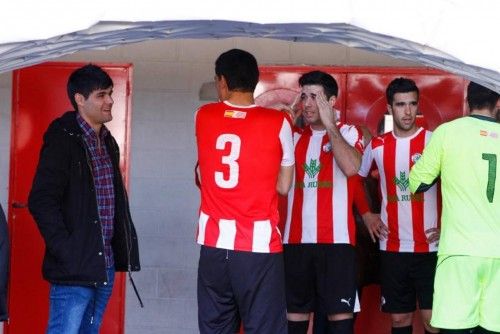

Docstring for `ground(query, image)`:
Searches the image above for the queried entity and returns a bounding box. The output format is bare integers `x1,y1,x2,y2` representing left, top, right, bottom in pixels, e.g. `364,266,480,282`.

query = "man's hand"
272,94,302,126
425,227,440,244
362,212,388,243
316,91,336,130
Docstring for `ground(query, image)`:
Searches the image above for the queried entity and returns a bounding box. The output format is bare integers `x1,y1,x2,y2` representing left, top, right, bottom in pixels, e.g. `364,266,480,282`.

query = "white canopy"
1,0,498,92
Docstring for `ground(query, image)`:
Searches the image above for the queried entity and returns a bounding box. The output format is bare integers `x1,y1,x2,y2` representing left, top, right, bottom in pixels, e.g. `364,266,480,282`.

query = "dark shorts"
197,245,287,334
283,244,357,315
380,251,437,313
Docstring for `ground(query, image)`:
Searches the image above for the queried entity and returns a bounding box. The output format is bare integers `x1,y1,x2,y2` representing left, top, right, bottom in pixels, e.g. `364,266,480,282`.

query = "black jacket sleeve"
28,130,72,260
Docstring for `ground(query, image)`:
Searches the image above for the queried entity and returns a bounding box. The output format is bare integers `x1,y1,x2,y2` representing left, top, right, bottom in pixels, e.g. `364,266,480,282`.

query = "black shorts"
283,244,357,315
380,251,437,313
197,246,287,334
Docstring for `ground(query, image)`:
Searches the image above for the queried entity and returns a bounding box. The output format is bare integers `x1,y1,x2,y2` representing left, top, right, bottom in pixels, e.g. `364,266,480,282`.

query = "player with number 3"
195,49,295,334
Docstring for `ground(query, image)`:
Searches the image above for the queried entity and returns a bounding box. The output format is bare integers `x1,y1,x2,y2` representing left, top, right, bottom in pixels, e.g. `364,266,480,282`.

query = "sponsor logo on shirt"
295,180,333,189
296,159,332,189
387,193,424,202
393,171,410,191
389,170,424,202
303,159,322,178
224,110,247,119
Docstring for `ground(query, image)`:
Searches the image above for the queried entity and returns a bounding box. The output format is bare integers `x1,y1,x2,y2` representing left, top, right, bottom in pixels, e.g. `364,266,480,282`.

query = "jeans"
46,268,115,334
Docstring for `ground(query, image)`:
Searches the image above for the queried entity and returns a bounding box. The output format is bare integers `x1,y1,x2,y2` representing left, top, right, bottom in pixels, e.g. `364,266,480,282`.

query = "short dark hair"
215,49,259,93
298,71,338,99
386,77,419,105
466,81,499,111
67,64,113,111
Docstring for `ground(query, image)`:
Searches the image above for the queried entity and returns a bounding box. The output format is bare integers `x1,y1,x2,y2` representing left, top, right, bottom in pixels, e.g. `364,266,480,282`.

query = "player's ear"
328,95,337,108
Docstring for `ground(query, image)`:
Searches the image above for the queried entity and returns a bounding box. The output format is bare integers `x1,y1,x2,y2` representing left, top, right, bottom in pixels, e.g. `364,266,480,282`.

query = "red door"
6,62,132,334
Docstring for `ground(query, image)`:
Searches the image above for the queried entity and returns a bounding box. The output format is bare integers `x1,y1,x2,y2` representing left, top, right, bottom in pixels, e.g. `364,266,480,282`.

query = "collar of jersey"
391,126,423,141
469,114,497,123
306,122,342,136
223,100,257,108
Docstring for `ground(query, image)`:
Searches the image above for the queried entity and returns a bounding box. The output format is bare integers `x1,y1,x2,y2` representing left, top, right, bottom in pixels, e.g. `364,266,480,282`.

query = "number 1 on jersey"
482,153,497,203
215,134,241,188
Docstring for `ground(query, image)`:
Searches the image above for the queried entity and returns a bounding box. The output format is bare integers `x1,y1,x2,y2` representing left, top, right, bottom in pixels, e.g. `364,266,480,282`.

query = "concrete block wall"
0,37,421,333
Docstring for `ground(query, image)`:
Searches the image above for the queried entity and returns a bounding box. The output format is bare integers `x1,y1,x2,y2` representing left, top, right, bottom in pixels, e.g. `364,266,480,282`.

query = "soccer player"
410,82,500,334
282,70,363,334
195,49,295,334
359,78,440,334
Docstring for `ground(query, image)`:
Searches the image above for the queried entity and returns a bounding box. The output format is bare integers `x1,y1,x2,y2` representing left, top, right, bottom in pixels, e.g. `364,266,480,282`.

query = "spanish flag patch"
224,110,247,119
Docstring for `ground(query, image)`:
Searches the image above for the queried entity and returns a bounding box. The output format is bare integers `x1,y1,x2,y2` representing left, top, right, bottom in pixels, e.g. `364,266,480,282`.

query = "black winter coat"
28,111,140,286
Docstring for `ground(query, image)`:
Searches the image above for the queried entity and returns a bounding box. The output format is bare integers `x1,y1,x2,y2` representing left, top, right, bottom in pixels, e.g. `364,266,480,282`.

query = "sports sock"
312,312,328,334
475,326,498,334
327,318,354,334
288,320,309,334
440,329,475,334
392,325,412,334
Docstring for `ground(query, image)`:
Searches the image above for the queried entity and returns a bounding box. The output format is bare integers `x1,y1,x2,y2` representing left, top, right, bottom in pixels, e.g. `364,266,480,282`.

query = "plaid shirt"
77,113,115,268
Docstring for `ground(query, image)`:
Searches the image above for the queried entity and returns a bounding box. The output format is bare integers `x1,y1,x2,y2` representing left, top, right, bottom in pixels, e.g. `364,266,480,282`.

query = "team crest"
411,153,422,163
322,143,332,152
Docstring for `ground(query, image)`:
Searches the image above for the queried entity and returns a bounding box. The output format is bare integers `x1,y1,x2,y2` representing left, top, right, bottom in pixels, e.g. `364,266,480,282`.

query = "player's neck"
393,125,418,138
310,123,326,131
470,108,496,119
224,91,255,106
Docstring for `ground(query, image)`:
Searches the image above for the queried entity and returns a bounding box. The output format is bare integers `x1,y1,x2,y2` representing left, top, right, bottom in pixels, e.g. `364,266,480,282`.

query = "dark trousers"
198,246,287,334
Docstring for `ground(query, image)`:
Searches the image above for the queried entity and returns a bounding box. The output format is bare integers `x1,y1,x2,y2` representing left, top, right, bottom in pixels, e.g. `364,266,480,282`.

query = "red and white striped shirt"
359,128,439,252
283,123,364,245
195,101,295,253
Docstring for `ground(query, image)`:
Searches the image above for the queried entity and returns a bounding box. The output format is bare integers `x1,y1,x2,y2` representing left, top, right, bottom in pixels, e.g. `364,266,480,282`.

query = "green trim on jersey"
409,116,500,257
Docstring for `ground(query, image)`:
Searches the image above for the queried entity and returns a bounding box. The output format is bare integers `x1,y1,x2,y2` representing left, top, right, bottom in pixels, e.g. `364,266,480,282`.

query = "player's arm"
352,175,370,216
272,93,303,128
277,116,295,195
277,165,294,195
316,92,362,176
328,126,362,177
357,141,387,242
409,128,444,193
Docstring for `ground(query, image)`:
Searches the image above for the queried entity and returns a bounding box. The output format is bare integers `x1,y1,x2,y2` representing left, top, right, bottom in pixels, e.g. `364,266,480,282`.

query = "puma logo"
340,298,351,307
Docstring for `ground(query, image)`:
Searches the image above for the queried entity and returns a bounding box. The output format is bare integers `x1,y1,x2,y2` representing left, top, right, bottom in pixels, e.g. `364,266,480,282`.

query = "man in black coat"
28,64,140,334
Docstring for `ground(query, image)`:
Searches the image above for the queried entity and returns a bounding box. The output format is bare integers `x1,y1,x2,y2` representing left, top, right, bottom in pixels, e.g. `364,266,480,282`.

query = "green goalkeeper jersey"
409,115,500,257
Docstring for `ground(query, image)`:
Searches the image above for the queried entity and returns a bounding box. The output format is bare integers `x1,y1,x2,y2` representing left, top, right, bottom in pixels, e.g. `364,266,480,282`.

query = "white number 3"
215,134,241,188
